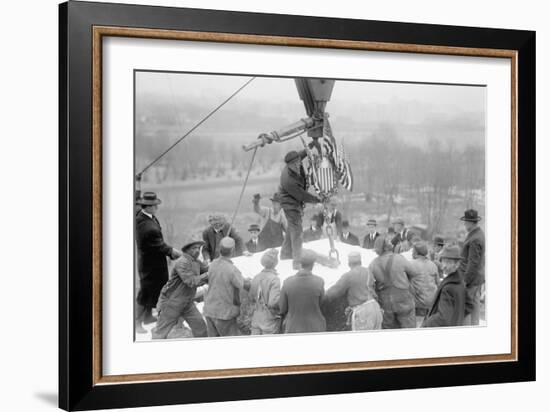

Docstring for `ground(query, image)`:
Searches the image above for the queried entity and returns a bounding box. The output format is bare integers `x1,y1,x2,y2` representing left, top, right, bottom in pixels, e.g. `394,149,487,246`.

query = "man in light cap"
279,148,321,269
152,238,209,339
248,249,282,335
369,235,417,329
203,237,251,337
279,249,326,333
324,251,382,330
409,241,439,326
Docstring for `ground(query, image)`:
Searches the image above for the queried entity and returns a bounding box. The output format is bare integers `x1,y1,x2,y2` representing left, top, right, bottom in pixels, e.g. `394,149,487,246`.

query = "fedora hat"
181,236,206,253
433,235,445,246
248,224,261,232
136,192,161,206
366,219,377,226
440,245,461,260
460,209,482,222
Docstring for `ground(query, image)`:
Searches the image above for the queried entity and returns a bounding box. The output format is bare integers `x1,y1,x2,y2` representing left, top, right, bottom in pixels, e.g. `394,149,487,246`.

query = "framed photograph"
59,1,535,410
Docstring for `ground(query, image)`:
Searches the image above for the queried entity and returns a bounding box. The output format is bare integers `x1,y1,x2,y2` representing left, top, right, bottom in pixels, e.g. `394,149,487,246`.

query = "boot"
143,306,158,325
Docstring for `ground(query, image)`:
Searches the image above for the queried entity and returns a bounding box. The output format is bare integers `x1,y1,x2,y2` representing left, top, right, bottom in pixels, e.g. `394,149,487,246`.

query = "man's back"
280,270,326,333
369,253,414,291
204,257,243,320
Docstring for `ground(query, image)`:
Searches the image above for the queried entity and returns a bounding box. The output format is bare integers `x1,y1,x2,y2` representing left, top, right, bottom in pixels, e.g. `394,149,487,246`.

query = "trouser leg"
205,316,220,337
464,284,482,326
284,209,303,264
397,308,417,329
151,306,179,339
209,317,240,336
135,303,147,334
182,303,207,338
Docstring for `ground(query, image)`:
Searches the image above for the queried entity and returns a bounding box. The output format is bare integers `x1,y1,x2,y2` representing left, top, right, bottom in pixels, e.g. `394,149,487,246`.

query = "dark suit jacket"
278,150,319,211
135,211,173,306
279,270,326,333
423,271,466,327
202,223,244,261
314,210,343,238
341,232,359,246
245,238,264,254
459,226,485,287
362,232,380,249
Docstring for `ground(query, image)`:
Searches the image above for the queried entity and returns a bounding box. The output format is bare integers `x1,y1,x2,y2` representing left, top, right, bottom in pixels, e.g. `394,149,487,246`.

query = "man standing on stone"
459,209,485,326
135,192,182,334
202,213,246,263
279,149,321,269
203,237,251,337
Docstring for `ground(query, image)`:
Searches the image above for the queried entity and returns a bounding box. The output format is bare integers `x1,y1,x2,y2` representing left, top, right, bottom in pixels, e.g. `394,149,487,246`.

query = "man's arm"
267,277,282,311
201,230,212,262
281,170,320,204
324,273,348,302
464,239,483,286
279,284,288,316
142,223,178,258
173,258,206,287
230,228,245,257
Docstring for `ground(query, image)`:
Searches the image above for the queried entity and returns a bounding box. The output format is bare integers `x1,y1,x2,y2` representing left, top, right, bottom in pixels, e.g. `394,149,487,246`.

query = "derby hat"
284,150,301,164
366,219,377,226
136,192,162,206
460,209,482,222
181,236,206,252
248,224,261,232
439,245,461,260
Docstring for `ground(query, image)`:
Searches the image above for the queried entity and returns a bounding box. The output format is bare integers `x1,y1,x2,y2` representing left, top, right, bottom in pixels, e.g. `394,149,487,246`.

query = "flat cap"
413,241,428,257
348,251,362,264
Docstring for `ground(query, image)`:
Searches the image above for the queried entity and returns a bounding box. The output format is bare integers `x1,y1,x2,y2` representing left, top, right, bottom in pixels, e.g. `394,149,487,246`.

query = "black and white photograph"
133,71,486,341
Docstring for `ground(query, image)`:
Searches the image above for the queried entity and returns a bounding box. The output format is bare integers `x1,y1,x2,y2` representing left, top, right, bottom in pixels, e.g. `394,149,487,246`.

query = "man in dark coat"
245,224,264,254
459,209,485,326
391,217,413,252
279,249,326,333
202,213,246,263
340,220,360,246
316,197,343,239
362,219,380,249
135,192,181,334
279,149,321,269
152,238,209,339
423,245,466,328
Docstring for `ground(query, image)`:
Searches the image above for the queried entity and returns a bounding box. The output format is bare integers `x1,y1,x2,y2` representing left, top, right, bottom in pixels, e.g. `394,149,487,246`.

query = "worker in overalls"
252,192,287,249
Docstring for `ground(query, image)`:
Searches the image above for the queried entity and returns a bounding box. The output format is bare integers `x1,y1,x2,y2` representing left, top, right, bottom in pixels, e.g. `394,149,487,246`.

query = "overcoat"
279,269,326,333
423,270,466,327
278,150,319,212
459,226,485,287
135,210,173,307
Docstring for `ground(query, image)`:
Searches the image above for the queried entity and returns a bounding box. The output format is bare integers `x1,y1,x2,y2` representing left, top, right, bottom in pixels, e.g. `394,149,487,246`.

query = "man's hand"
170,248,182,260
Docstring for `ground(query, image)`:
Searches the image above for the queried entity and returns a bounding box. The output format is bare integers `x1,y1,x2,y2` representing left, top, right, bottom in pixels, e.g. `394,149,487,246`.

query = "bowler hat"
440,245,461,260
299,249,317,266
181,237,206,252
342,220,350,228
433,236,445,246
460,209,482,222
248,224,261,232
366,219,377,226
136,192,162,206
284,150,301,164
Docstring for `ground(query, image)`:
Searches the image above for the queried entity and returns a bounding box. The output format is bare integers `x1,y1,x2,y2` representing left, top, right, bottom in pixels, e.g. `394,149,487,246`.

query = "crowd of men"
135,148,484,337
135,188,485,337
